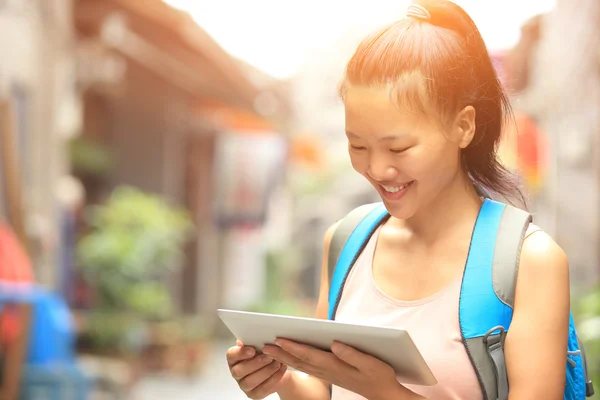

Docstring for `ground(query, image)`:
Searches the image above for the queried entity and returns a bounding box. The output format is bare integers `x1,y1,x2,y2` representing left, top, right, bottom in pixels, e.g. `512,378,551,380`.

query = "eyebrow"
346,131,406,141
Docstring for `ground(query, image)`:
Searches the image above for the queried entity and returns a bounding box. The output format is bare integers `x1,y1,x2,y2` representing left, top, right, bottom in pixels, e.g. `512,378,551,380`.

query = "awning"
74,0,272,114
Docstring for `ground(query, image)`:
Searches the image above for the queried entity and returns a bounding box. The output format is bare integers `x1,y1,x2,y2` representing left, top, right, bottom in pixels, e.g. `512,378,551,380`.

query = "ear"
454,106,476,149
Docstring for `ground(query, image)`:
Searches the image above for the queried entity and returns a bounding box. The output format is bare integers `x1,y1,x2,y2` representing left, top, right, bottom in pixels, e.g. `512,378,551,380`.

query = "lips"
377,180,414,201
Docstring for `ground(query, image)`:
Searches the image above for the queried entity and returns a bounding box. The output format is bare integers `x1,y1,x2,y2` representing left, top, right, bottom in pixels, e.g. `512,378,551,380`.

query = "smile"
381,182,412,193
377,181,414,201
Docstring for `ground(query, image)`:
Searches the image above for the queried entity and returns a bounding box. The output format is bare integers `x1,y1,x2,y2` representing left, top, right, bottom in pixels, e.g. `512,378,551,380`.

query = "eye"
350,145,366,151
390,147,410,154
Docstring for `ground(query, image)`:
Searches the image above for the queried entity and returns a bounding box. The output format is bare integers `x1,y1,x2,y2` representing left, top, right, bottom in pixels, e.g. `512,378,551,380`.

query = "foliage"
69,137,115,177
77,186,193,320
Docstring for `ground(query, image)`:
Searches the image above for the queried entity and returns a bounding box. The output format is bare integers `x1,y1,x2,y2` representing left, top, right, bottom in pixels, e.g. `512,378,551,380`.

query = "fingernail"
262,347,272,355
244,348,255,357
261,354,273,362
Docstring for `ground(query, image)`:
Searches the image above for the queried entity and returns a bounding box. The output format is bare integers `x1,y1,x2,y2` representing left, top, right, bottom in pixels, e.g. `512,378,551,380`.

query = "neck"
395,173,483,244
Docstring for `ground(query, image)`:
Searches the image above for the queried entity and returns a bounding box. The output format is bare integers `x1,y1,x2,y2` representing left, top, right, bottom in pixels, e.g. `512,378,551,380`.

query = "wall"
0,0,80,288
516,0,600,287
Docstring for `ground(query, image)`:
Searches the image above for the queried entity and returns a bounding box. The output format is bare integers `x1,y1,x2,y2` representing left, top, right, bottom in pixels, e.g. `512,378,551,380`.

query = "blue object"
27,289,76,365
0,282,93,399
459,200,513,339
0,283,75,365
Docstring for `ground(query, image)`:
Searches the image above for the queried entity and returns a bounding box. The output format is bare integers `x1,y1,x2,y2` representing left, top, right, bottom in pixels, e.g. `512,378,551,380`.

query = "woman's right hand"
226,340,290,399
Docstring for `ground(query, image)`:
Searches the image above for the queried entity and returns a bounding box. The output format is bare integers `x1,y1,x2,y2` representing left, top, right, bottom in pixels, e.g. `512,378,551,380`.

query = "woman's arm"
504,228,570,400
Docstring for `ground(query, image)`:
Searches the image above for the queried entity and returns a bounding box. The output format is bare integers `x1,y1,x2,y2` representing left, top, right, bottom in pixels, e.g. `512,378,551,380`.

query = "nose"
367,157,399,182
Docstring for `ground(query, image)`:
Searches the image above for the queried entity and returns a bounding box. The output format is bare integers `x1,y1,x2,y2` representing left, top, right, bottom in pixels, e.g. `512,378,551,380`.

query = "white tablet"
217,309,436,386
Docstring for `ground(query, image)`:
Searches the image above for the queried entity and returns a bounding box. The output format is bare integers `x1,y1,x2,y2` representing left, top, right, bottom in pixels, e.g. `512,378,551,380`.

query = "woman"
225,1,570,399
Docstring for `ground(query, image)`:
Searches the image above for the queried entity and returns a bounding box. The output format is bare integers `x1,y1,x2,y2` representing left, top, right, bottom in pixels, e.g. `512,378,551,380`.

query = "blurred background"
0,0,599,399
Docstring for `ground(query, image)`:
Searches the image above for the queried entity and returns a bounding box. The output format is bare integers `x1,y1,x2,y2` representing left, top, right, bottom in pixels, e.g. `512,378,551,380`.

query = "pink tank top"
332,227,483,400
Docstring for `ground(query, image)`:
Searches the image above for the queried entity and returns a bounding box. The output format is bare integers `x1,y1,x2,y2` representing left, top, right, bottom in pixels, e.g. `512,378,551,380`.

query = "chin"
380,199,418,220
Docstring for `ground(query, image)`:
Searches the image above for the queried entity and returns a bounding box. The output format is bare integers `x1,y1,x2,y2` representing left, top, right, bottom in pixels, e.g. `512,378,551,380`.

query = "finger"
226,345,255,367
262,344,319,375
262,344,301,365
247,364,288,400
273,338,331,367
263,345,338,383
231,354,274,381
236,339,243,347
330,342,366,370
239,360,282,393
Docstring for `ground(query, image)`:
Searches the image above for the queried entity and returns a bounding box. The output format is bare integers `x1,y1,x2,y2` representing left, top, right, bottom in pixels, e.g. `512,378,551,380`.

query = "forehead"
343,85,437,138
344,86,397,119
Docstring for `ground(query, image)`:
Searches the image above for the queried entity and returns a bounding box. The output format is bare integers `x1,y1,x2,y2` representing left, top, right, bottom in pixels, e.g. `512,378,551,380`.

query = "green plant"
77,186,193,320
69,137,115,177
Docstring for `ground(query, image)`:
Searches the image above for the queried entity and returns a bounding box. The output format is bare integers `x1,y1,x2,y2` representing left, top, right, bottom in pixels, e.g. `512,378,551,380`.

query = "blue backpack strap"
327,203,383,286
327,203,389,320
460,199,514,337
460,199,531,400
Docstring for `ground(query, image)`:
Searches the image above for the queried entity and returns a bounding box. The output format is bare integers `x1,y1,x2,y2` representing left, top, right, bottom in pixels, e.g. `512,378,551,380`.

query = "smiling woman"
223,1,581,400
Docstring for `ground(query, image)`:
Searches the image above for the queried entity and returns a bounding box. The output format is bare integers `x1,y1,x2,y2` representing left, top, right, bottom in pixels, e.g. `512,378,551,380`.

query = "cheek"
409,146,460,180
348,152,367,173
402,148,433,177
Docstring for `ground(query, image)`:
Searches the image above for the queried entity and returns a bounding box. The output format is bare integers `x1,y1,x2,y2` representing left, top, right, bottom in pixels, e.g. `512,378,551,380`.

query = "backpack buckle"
483,325,506,345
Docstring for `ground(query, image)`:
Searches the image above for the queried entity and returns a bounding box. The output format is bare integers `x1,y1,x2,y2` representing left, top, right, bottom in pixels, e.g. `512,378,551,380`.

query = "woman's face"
344,85,472,219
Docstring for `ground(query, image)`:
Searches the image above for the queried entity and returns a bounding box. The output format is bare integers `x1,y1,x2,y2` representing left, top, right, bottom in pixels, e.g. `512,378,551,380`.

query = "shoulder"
521,225,568,270
518,225,569,292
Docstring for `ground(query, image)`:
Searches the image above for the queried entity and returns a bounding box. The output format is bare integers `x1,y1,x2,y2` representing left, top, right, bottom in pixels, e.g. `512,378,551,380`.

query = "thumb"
331,342,365,368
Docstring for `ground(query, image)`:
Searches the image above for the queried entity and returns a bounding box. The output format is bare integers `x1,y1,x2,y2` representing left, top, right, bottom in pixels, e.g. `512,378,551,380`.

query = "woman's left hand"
262,338,422,400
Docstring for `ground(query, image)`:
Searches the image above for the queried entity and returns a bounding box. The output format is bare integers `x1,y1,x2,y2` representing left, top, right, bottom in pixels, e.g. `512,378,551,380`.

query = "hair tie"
406,4,431,20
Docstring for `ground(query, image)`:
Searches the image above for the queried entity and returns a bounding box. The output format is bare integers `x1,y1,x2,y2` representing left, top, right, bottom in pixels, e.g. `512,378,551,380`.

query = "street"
129,341,280,400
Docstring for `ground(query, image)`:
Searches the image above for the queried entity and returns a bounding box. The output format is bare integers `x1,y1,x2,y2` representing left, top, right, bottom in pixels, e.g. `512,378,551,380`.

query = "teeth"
382,183,410,193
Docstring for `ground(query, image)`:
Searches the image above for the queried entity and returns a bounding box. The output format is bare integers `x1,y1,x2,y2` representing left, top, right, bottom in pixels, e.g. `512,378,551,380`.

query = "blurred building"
73,0,292,322
509,0,600,287
0,0,81,287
